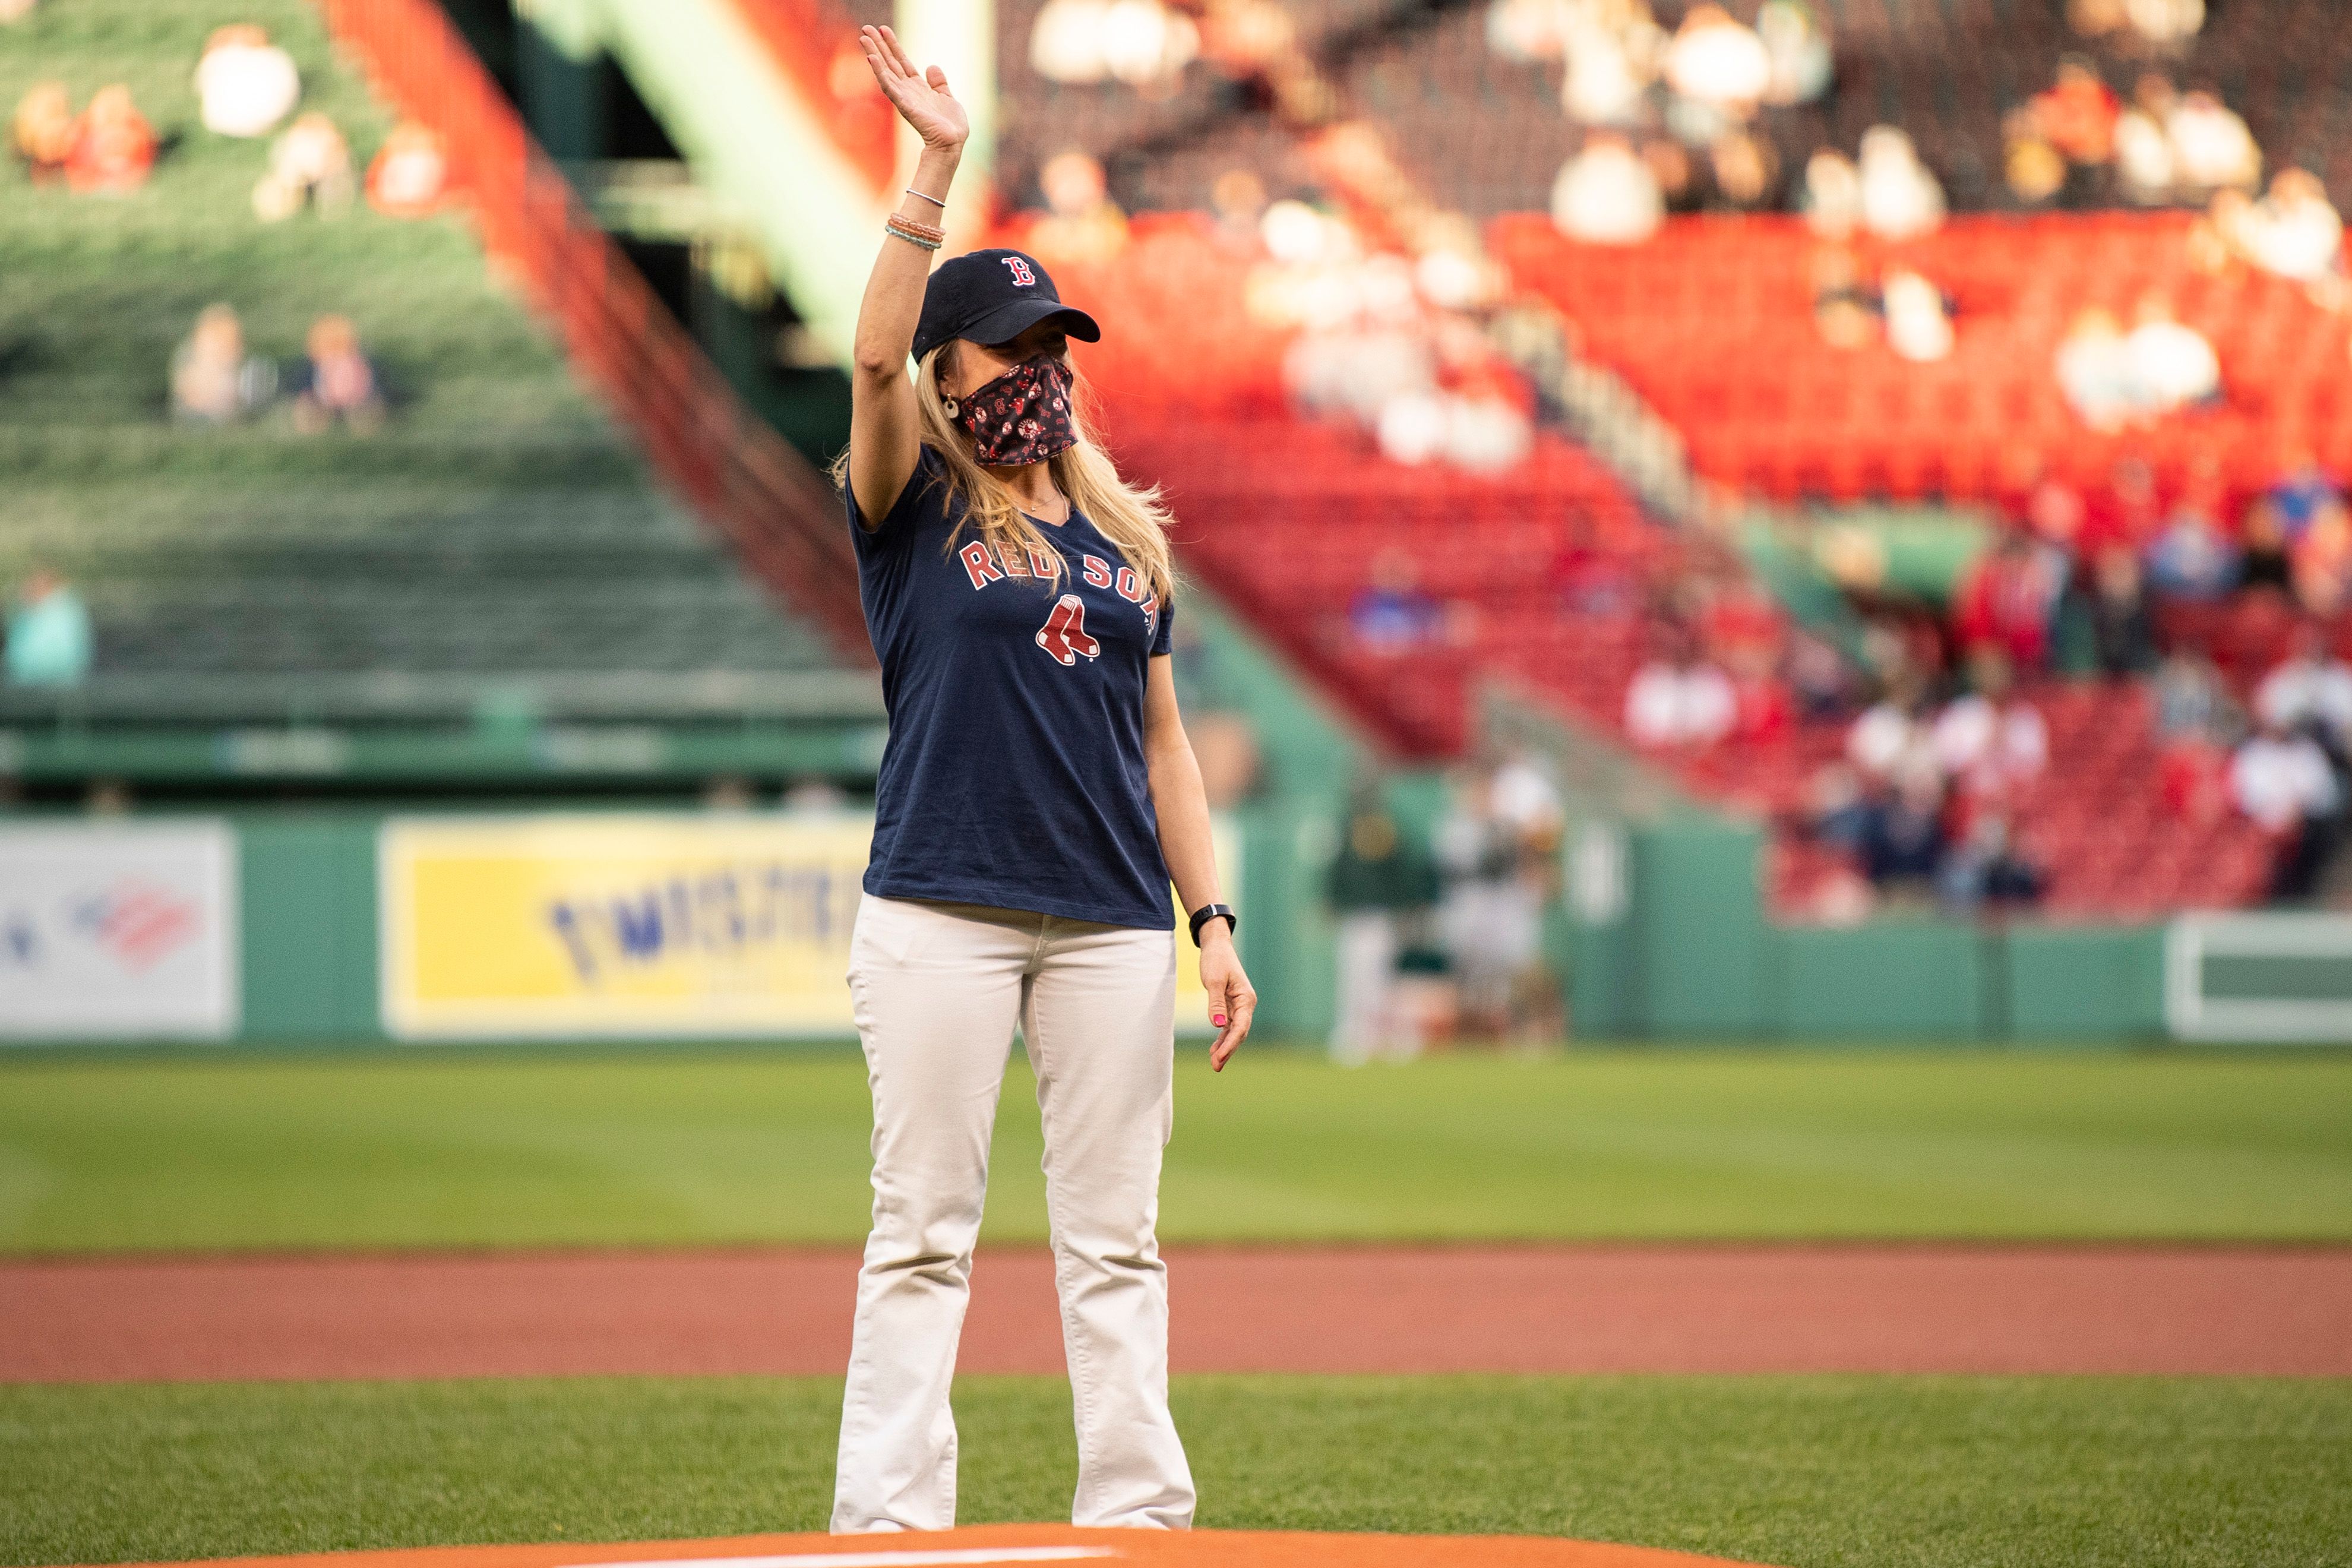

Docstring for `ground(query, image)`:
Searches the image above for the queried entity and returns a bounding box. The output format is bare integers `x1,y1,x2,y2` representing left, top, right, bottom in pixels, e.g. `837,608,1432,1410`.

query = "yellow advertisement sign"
379,813,1234,1041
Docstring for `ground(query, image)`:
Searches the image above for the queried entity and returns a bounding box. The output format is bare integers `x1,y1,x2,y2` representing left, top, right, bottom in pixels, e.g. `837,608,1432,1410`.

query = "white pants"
832,892,1196,1534
1327,909,1397,1065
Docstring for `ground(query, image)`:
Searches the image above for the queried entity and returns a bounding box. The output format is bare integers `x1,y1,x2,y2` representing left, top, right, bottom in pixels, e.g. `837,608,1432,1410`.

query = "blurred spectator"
2167,88,2260,196
2125,295,2219,410
1551,133,1662,245
1807,763,1874,855
2265,453,2345,544
2142,489,2240,600
1485,0,1568,64
1350,549,1442,651
2157,641,2234,740
2255,621,2352,749
2239,502,2296,597
2111,74,2175,204
2089,545,2158,675
5,570,91,688
289,314,384,434
2116,0,2205,48
253,112,353,221
2231,716,2341,899
2187,186,2255,274
1028,149,1127,265
1490,747,1565,847
2294,504,2352,618
1724,644,1791,740
366,122,449,217
1643,138,1697,213
1625,627,1735,748
12,81,75,184
1487,747,1566,1042
195,24,300,139
1706,129,1778,211
1756,0,1832,107
1848,671,1936,780
1788,628,1851,719
2002,106,2067,207
64,85,155,195
1953,527,2064,674
779,777,848,815
1881,268,1953,362
1861,766,1948,893
1325,779,1433,1065
1664,5,1769,120
1800,147,1862,239
2032,58,2120,168
1810,245,1877,349
1030,0,1199,87
1937,812,2046,912
2154,643,2236,821
1431,761,1554,1041
2238,169,2345,287
1209,167,1268,251
1857,126,1943,239
170,304,276,425
2054,306,2138,430
1556,4,1656,128
1933,647,2048,794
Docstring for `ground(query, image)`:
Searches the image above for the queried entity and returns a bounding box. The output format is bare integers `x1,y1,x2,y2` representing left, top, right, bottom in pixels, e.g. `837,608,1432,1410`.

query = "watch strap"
1188,902,1237,947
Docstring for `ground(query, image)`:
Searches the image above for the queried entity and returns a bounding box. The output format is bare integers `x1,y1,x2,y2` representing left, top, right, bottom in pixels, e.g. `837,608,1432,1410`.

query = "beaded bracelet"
885,214,943,251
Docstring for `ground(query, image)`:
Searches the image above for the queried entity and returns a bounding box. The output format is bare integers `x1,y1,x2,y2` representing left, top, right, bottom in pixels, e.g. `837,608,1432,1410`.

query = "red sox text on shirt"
954,539,1160,667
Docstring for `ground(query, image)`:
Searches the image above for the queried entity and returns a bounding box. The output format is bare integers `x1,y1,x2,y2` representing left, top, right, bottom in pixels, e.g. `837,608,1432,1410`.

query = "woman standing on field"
829,23,1257,1537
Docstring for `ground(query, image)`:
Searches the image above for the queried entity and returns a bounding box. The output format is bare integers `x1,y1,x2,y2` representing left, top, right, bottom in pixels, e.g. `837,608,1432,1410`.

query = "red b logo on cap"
1001,255,1036,287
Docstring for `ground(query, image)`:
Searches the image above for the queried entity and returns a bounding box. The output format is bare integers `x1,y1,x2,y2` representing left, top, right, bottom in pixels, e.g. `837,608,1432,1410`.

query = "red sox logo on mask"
1001,255,1037,286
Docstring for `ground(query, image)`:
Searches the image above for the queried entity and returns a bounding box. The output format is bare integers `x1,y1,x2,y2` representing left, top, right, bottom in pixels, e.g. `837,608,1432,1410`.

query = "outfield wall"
11,810,2334,1047
1563,821,2202,1043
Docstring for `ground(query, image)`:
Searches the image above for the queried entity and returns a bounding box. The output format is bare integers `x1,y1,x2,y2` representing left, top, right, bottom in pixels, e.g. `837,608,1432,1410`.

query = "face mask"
945,352,1077,467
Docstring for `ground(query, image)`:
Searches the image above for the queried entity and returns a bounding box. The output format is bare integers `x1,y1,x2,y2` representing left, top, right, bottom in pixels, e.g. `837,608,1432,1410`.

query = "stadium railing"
313,0,872,664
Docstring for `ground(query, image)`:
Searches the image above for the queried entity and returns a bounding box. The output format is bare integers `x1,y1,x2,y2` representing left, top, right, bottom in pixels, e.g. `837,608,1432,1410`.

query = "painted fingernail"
1212,1014,1226,1026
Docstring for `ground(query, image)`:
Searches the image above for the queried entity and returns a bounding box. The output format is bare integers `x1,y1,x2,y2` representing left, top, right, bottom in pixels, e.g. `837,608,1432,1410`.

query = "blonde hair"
831,344,1177,608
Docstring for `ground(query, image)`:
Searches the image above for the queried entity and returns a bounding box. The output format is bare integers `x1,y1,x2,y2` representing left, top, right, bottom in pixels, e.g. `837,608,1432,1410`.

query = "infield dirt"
7,1243,2347,1383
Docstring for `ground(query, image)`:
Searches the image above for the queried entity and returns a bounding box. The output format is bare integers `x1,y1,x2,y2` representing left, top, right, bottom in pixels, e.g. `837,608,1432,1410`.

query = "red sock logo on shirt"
1035,595,1101,666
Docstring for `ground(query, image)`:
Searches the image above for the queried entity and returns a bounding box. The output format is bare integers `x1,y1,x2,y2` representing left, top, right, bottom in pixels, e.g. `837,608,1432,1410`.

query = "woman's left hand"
1200,926,1257,1071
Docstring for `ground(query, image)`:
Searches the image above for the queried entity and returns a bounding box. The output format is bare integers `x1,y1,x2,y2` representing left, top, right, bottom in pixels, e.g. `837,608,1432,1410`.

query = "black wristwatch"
1188,902,1237,947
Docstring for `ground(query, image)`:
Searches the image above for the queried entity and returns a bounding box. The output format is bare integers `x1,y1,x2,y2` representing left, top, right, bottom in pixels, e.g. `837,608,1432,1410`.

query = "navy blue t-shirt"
847,443,1176,930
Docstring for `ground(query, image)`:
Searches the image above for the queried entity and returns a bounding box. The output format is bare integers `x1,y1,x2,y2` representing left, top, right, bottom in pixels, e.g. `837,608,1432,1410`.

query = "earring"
942,395,959,419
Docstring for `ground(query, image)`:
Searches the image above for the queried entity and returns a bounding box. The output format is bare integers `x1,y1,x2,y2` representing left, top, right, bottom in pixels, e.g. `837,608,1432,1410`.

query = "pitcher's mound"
100,1525,1769,1568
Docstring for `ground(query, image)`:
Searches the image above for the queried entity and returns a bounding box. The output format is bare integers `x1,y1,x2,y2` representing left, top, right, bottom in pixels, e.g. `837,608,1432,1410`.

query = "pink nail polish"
1212,1014,1226,1026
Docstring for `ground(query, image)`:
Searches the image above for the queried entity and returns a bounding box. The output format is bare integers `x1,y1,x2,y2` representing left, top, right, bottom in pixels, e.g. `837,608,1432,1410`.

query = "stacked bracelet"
885,213,944,251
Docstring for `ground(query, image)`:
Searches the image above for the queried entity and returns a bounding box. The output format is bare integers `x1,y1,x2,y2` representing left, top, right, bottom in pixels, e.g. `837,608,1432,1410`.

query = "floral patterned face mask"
944,352,1077,467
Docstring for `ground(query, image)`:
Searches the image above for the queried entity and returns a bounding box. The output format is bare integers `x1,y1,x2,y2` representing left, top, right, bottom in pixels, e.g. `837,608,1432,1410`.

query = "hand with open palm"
857,24,968,153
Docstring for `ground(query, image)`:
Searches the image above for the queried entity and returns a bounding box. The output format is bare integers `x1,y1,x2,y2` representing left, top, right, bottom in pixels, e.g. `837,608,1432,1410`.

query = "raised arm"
847,25,968,530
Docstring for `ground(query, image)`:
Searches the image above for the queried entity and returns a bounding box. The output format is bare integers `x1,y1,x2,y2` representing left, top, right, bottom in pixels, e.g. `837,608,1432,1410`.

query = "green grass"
4,1049,2350,1251
0,1373,2345,1568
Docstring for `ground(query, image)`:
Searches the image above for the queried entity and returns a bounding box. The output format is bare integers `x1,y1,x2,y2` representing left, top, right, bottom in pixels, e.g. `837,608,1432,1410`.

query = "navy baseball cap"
912,247,1101,365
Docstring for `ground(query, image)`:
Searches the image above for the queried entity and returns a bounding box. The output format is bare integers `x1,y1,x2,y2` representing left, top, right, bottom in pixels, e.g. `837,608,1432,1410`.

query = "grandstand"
0,0,881,796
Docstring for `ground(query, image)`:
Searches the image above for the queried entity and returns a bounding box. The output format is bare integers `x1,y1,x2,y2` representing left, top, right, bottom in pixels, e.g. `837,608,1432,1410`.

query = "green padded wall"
236,814,382,1043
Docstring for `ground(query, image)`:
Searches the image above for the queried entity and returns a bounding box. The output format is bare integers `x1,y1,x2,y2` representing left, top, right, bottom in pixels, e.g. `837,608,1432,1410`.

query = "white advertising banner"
0,822,240,1039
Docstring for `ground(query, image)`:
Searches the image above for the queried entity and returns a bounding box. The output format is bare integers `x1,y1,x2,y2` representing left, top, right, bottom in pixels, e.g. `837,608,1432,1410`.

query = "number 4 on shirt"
1035,593,1101,666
